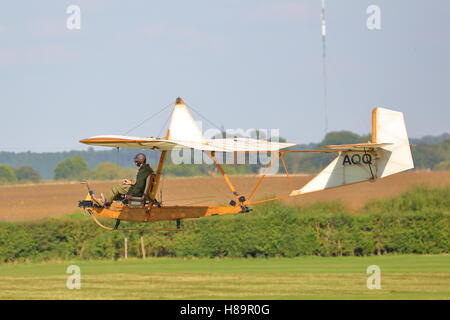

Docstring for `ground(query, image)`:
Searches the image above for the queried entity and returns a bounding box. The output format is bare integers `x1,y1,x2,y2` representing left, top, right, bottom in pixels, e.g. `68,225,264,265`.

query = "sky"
0,0,449,152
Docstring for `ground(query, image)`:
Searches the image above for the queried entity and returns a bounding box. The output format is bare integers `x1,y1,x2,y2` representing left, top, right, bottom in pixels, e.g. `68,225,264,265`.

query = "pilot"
97,153,154,207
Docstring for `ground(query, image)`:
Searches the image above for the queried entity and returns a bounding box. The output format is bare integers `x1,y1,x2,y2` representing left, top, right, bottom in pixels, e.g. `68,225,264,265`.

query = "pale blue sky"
0,0,449,152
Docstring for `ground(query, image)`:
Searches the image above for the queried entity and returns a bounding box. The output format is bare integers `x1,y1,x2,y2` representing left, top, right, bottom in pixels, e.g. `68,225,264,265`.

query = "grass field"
1,255,449,300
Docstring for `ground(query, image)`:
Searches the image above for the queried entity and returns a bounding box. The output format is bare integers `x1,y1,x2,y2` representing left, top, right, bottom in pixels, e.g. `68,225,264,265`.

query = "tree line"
0,164,42,184
0,131,449,183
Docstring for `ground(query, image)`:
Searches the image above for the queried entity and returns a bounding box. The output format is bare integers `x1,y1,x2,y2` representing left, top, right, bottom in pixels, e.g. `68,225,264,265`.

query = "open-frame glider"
78,98,414,231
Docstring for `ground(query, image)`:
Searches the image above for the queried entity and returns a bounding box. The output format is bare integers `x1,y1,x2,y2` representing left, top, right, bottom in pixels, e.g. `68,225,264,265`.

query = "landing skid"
86,209,184,231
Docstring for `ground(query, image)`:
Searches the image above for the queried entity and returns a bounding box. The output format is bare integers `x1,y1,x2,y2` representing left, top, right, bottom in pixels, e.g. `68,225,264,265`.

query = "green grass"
1,255,449,300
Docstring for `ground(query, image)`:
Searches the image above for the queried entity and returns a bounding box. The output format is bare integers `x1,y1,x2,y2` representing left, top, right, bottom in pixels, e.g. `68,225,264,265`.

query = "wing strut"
149,130,170,207
247,152,279,202
206,151,245,206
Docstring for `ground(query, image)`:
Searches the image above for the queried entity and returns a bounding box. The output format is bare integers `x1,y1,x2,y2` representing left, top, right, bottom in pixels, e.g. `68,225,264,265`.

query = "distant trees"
0,149,160,179
0,164,42,184
412,140,450,170
91,162,121,180
319,131,371,147
53,158,137,181
436,161,450,171
0,164,17,184
92,162,136,180
283,131,372,174
15,166,41,183
0,132,448,181
54,157,89,180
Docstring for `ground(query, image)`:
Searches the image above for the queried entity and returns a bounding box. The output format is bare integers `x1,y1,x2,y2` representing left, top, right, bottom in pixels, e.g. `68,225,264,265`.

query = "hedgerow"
0,186,449,262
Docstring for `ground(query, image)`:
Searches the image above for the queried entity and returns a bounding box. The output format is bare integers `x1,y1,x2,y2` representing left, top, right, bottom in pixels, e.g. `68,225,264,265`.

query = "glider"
78,97,414,230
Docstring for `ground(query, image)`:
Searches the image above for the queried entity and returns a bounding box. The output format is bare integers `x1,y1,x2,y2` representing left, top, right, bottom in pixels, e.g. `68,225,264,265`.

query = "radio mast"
321,0,328,135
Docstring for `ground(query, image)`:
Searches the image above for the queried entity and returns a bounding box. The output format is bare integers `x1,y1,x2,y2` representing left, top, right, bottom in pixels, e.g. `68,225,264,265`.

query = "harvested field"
0,171,449,222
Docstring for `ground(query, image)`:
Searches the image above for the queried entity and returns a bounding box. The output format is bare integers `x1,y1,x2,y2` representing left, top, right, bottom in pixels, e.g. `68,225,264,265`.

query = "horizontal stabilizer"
324,142,393,150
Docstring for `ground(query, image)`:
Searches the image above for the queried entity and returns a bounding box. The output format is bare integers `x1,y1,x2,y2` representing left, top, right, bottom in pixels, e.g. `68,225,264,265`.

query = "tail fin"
371,107,414,178
290,108,414,196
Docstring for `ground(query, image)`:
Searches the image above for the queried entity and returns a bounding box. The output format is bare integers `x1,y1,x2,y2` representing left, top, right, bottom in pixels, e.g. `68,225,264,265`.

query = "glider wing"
79,135,296,152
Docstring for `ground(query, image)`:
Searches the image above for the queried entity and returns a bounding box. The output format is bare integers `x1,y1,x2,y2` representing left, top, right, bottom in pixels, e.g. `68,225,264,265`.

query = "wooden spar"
280,152,295,190
149,130,170,202
247,152,279,202
246,153,296,206
280,150,340,153
87,205,243,223
372,107,378,143
247,194,292,206
205,151,241,202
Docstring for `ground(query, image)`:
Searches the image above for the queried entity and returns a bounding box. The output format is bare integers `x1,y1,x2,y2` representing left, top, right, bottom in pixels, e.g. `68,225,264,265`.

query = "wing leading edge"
79,135,296,152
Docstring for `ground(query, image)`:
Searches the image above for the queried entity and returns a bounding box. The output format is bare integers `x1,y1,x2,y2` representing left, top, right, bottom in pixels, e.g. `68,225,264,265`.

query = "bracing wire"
157,107,175,139
123,102,174,135
184,102,223,132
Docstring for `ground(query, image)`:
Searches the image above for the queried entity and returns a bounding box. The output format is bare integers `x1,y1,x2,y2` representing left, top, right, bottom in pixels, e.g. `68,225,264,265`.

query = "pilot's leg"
105,184,131,202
